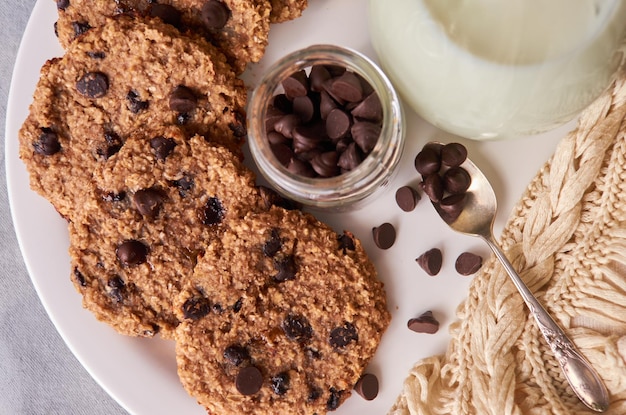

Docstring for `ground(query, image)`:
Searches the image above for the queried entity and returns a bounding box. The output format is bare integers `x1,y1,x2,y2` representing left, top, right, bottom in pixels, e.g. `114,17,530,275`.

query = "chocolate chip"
414,146,442,176
263,229,282,257
372,222,395,250
337,142,363,171
267,131,288,146
76,72,108,98
149,3,182,27
116,240,148,266
292,124,327,154
337,231,355,254
455,252,483,275
311,151,340,177
172,175,194,197
422,173,444,203
287,158,316,177
224,345,250,366
72,21,91,36
57,0,69,10
395,185,420,212
271,372,290,396
327,387,343,410
182,296,211,320
96,131,122,160
309,65,331,92
150,136,176,161
319,90,338,120
229,111,247,137
282,314,313,342
201,197,224,226
265,106,285,132
329,322,358,348
133,188,164,218
86,51,106,59
273,254,297,282
351,121,380,153
416,248,443,276
270,142,293,166
258,186,302,211
407,311,440,334
107,275,125,303
441,142,468,167
443,166,471,194
272,93,293,113
34,128,61,155
232,298,243,312
438,193,466,222
273,114,300,139
169,85,197,113
236,366,263,396
351,92,382,122
282,69,309,98
326,108,351,140
126,90,149,113
201,0,231,29
330,72,363,102
73,268,86,287
292,95,316,123
308,386,322,402
354,373,379,401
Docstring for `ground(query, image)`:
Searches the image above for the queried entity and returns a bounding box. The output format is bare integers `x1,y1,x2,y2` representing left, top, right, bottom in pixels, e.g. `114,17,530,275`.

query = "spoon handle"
482,236,609,412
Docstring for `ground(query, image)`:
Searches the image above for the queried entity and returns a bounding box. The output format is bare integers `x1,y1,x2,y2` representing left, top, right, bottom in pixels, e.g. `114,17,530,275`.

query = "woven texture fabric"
390,71,626,415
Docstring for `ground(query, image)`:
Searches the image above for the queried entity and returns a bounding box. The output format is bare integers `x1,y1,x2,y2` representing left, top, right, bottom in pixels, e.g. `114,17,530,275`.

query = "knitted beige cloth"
390,72,626,415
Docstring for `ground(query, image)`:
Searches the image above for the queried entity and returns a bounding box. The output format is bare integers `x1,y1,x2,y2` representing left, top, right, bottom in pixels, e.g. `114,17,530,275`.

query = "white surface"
5,0,576,414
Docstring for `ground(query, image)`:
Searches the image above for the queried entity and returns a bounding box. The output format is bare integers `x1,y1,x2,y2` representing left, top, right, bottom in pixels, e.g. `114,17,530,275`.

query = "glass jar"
247,44,405,210
368,0,626,140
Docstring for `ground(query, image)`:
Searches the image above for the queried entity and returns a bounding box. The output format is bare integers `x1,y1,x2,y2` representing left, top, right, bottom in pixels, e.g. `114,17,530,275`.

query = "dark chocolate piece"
416,248,442,276
372,222,396,250
354,373,379,401
455,252,483,275
395,185,420,212
407,311,439,334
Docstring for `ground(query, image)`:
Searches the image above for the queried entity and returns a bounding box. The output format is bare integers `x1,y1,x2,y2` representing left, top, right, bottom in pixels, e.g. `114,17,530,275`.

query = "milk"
368,0,626,139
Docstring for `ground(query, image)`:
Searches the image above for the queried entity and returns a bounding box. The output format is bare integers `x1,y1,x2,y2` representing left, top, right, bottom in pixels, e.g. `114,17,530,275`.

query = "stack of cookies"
19,2,390,414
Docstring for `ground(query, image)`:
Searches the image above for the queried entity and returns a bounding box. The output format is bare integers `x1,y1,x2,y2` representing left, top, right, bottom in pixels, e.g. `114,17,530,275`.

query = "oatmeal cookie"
54,0,271,73
174,206,390,414
69,130,264,338
19,15,246,220
265,0,308,23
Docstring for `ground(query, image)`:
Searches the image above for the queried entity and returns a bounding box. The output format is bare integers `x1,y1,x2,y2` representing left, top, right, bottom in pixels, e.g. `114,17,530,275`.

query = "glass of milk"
368,0,626,140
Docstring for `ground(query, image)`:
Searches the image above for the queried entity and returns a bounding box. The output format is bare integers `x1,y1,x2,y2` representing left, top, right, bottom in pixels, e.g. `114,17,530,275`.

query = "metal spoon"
432,149,610,412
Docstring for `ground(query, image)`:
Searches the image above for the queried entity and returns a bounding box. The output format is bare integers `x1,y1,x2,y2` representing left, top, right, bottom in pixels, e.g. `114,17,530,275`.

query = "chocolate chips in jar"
264,65,384,179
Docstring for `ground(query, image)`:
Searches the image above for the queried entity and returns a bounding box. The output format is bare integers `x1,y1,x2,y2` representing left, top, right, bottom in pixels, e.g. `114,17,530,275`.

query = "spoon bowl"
436,156,496,237
432,145,610,413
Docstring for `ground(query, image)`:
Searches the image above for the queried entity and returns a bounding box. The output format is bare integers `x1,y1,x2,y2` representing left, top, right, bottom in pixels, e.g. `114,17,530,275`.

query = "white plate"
5,1,575,414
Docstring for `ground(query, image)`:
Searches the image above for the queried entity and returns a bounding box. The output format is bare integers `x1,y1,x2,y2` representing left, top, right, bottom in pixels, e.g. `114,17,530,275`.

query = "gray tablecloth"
0,2,127,414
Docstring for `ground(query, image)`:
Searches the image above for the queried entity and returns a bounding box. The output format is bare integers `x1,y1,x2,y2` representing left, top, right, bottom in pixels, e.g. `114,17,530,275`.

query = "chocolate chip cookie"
54,0,272,73
69,130,264,338
265,0,308,23
174,206,390,414
19,15,247,220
